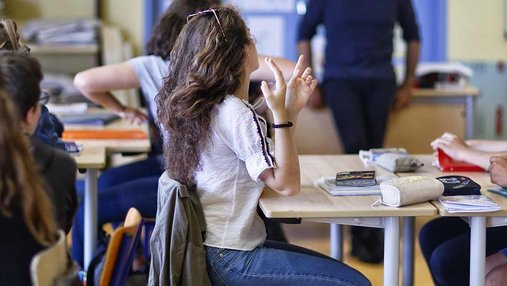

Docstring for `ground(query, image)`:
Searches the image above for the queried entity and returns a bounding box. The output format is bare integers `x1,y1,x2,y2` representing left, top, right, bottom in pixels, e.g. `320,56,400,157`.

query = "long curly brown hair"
0,90,57,246
157,6,251,186
146,0,222,60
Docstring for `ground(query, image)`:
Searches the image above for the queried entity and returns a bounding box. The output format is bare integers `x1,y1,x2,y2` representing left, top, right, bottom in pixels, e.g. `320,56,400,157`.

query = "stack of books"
315,172,397,196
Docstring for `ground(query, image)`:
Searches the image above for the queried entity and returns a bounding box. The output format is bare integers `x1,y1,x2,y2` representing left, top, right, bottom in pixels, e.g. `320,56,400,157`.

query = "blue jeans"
205,240,371,286
419,217,507,286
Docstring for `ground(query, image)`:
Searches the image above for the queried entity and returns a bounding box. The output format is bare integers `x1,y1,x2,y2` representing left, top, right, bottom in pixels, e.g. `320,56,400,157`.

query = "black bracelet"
271,121,293,129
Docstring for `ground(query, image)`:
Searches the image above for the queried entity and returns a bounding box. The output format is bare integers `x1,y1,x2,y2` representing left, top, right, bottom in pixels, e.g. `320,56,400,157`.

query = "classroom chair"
99,207,144,286
31,229,77,286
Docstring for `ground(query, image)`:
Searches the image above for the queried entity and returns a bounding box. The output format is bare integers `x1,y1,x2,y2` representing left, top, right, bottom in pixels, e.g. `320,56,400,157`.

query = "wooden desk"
259,155,437,286
65,117,151,268
64,119,151,154
400,155,507,286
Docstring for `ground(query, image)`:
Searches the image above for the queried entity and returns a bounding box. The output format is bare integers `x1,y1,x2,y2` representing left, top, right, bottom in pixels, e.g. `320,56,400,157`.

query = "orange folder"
437,149,485,172
62,129,148,140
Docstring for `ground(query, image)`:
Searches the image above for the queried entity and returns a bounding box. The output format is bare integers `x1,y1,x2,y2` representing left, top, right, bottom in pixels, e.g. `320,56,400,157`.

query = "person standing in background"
297,0,420,263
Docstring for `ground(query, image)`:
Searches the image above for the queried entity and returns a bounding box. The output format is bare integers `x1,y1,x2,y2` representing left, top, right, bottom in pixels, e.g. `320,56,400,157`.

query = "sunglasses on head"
186,8,227,42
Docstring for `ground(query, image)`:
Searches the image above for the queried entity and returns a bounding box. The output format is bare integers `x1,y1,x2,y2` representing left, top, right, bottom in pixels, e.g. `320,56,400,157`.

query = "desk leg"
470,216,486,286
466,95,475,139
84,168,98,269
330,224,343,261
384,217,400,286
402,217,415,286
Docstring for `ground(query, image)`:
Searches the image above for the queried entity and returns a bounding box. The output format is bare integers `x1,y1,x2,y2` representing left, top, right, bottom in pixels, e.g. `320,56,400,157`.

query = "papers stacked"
359,148,408,166
22,19,99,45
315,174,396,196
438,195,501,213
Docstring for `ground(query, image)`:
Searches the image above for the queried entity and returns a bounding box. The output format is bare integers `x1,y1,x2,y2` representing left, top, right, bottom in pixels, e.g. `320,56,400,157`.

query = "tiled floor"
281,216,437,286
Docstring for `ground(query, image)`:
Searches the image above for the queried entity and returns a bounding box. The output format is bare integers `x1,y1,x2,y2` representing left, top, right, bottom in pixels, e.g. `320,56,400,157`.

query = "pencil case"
376,176,444,207
375,153,423,172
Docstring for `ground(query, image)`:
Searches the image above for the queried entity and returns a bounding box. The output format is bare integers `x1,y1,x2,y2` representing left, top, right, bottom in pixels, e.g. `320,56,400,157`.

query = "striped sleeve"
217,98,275,181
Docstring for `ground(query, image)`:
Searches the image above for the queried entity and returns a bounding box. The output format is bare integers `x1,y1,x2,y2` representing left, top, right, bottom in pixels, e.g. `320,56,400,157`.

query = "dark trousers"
323,78,397,154
324,78,396,261
419,217,507,286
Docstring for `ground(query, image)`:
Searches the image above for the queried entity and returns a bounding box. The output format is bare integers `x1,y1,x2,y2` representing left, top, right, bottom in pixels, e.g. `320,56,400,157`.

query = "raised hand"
260,57,287,116
286,55,318,116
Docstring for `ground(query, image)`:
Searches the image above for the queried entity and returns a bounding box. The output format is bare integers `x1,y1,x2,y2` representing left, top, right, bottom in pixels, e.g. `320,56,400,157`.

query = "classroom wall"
448,0,507,60
100,0,144,56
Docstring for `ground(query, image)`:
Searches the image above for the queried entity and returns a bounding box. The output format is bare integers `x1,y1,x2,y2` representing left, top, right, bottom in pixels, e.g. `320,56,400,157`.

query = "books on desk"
315,174,396,196
438,195,501,213
58,113,119,126
434,149,485,172
62,129,148,140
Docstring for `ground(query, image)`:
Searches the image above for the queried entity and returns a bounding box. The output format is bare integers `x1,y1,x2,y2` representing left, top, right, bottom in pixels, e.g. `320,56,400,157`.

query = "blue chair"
100,208,143,286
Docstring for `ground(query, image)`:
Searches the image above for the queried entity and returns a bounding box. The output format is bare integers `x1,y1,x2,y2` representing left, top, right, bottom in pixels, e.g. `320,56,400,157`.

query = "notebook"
436,149,485,172
62,129,148,140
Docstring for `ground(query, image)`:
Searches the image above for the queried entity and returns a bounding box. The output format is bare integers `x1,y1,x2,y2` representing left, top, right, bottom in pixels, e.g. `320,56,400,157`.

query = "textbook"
435,149,485,172
315,174,396,196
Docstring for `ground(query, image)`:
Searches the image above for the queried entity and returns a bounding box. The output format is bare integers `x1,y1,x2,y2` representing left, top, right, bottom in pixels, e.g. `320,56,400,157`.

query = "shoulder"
216,96,257,123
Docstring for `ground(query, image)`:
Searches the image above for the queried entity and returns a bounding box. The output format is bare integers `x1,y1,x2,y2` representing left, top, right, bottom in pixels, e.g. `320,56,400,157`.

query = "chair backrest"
30,230,69,286
100,207,144,286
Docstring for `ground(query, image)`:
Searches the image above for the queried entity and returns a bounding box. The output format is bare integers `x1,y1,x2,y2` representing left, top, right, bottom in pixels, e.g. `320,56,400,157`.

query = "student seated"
0,89,59,285
70,0,293,266
156,6,370,285
420,133,507,286
0,51,77,233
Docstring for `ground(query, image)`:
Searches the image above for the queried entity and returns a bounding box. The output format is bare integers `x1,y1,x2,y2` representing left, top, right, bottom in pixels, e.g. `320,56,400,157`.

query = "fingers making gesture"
260,55,317,121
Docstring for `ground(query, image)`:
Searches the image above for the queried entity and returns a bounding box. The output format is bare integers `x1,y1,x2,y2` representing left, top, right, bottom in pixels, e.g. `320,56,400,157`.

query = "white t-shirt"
128,55,168,119
196,95,275,251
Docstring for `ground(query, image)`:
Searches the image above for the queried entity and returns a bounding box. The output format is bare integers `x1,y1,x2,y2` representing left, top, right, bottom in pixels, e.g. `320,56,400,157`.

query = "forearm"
73,62,140,113
401,41,419,88
82,90,126,114
263,111,301,196
461,149,507,170
466,139,507,152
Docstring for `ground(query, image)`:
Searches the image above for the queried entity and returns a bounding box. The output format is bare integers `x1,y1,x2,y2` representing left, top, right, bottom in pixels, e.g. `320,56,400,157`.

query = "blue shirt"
298,0,420,80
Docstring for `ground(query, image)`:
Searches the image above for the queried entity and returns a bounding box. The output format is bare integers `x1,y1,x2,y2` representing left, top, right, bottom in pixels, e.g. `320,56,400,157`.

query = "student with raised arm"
0,89,58,285
156,6,370,285
70,0,293,266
